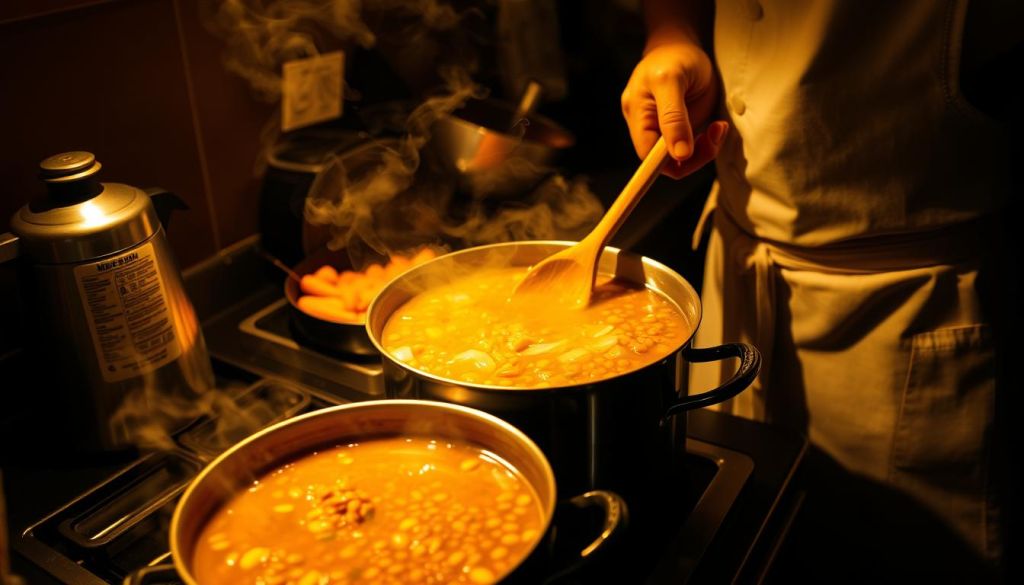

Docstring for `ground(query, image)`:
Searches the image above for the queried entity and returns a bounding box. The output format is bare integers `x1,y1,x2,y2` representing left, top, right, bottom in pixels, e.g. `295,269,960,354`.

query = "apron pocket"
892,324,994,472
890,324,997,554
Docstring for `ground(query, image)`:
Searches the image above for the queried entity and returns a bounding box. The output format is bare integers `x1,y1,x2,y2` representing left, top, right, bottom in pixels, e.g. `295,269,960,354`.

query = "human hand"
621,42,727,179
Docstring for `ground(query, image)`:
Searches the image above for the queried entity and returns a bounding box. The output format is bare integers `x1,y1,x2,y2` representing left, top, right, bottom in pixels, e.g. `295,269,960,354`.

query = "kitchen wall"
0,0,276,354
0,0,273,269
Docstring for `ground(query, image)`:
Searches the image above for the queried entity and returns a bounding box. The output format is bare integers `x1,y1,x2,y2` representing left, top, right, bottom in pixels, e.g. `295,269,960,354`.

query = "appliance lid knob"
39,151,102,183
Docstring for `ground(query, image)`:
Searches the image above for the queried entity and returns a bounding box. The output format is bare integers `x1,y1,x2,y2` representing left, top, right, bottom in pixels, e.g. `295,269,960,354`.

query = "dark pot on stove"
284,246,379,357
365,241,760,517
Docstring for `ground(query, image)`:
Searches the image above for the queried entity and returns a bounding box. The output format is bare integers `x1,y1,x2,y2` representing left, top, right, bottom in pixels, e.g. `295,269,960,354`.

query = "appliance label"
74,241,182,382
281,50,344,132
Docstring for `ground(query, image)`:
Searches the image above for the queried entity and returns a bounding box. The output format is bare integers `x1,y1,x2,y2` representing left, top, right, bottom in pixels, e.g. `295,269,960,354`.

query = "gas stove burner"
221,296,387,399
284,309,380,365
13,379,340,585
14,392,750,585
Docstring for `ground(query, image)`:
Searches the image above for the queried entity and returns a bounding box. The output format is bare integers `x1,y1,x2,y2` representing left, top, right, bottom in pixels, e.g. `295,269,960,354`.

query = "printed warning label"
74,241,181,382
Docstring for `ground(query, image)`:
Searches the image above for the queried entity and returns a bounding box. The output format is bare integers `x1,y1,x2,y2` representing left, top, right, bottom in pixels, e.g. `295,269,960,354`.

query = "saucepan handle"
664,343,762,418
122,563,178,585
0,232,19,264
543,489,627,584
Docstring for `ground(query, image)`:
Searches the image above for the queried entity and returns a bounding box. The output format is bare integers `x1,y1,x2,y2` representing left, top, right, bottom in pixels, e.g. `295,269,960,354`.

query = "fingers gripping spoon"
513,137,671,308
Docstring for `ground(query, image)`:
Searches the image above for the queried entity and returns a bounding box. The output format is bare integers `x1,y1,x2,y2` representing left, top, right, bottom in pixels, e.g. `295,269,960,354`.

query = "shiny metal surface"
432,99,574,173
430,99,575,198
10,182,158,264
39,151,102,183
366,241,756,514
234,298,386,397
26,228,214,449
4,153,213,449
9,151,162,263
169,400,559,585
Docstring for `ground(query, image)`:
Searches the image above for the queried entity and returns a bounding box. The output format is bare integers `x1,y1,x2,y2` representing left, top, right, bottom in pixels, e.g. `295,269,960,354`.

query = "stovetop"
2,240,807,584
11,376,752,585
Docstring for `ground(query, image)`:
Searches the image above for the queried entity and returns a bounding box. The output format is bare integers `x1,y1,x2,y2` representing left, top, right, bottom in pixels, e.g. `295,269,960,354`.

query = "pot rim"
438,100,576,149
365,240,704,393
169,399,558,585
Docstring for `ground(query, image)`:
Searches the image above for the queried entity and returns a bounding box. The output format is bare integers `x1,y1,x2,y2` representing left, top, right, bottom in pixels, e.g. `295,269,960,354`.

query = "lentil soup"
381,267,691,388
193,436,545,585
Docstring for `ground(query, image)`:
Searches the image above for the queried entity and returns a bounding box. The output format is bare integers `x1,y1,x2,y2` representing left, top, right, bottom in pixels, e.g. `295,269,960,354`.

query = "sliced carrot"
336,286,358,311
313,265,339,284
296,296,363,323
353,287,375,311
411,247,436,266
300,274,338,298
364,263,384,281
337,270,358,286
298,248,440,322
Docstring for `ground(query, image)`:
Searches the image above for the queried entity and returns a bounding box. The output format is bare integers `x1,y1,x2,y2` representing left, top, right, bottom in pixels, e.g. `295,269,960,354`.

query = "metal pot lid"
9,152,160,264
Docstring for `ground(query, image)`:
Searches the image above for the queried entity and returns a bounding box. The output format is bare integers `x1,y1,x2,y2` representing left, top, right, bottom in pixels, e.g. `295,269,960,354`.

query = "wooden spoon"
508,80,543,133
513,136,671,308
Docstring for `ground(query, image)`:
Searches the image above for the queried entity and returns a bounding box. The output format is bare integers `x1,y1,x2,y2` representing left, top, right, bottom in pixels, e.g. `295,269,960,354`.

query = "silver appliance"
0,151,214,449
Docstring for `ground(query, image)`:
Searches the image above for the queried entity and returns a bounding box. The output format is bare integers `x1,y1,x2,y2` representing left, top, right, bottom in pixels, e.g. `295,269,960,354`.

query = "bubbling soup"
381,267,691,388
193,436,545,585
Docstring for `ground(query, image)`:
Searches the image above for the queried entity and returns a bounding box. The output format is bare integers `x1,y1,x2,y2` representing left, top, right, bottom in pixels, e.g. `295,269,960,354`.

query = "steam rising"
203,0,471,102
97,0,604,457
304,70,602,264
203,0,599,263
109,379,248,452
303,68,485,262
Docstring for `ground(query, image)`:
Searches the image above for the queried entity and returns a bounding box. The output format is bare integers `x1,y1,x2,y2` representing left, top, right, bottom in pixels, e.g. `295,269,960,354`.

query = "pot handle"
664,343,762,418
543,489,627,584
122,563,178,585
145,188,188,230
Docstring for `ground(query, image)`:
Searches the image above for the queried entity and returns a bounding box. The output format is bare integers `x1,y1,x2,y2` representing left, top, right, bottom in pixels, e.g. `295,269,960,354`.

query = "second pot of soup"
166,400,624,585
366,241,760,522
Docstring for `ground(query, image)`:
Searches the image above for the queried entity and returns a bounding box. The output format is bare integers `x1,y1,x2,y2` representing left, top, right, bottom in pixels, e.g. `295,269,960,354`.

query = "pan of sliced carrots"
284,246,439,356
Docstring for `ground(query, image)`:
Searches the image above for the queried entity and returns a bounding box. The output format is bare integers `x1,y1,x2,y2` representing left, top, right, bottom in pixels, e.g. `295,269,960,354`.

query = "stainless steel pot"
365,242,760,517
429,98,575,199
161,400,624,585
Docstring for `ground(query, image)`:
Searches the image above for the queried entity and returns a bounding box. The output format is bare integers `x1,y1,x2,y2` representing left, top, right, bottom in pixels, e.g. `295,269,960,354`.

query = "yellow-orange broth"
381,267,691,388
193,437,545,585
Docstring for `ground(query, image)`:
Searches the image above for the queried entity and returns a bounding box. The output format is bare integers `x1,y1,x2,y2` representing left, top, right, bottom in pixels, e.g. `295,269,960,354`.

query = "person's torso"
711,0,1014,246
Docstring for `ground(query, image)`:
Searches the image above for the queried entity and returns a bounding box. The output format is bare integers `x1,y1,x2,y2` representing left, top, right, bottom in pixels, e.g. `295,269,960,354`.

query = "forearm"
642,0,713,51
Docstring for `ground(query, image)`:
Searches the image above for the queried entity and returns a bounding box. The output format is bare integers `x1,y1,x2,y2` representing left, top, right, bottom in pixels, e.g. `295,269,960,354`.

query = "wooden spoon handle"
586,137,670,249
509,80,543,133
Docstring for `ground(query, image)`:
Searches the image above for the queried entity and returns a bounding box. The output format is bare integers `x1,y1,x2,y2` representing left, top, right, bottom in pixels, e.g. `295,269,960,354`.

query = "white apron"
688,0,1014,558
